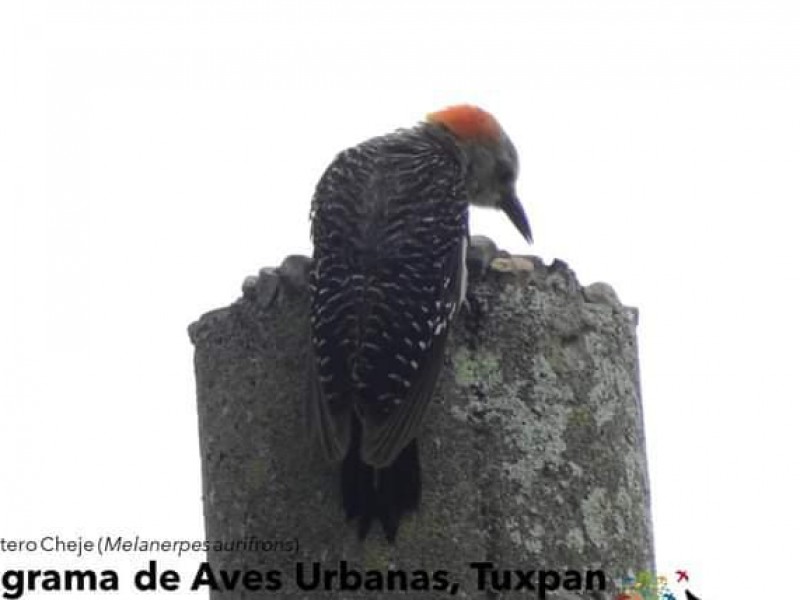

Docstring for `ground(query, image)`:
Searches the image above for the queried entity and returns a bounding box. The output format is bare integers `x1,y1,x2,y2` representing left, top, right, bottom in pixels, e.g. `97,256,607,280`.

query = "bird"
308,104,531,542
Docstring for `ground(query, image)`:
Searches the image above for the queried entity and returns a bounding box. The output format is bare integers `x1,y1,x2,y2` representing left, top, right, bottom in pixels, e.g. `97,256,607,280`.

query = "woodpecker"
308,105,531,541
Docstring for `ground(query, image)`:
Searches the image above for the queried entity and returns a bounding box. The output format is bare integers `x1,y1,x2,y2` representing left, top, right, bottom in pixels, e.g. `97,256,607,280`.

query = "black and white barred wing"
307,155,362,464
309,230,467,468
357,235,467,468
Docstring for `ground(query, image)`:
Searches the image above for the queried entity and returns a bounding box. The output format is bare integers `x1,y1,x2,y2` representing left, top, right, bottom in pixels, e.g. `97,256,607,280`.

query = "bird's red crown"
426,105,501,142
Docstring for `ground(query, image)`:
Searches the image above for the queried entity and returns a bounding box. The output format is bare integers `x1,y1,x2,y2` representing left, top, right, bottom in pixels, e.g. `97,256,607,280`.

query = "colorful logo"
615,570,702,600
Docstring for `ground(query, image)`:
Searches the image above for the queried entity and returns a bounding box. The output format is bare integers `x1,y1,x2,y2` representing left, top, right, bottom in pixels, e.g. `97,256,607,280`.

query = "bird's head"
426,104,531,243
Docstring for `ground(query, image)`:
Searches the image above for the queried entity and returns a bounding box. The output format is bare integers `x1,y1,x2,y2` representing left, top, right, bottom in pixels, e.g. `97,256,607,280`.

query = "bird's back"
309,127,468,468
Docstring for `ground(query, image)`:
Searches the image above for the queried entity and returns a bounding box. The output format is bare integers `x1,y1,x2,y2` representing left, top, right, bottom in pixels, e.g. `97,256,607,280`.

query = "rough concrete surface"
189,237,654,599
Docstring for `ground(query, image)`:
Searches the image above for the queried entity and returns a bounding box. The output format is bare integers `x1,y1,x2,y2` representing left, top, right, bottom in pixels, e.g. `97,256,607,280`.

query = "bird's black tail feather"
341,421,421,543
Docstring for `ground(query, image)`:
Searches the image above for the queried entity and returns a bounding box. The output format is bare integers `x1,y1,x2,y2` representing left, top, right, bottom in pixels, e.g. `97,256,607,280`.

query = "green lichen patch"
452,347,502,388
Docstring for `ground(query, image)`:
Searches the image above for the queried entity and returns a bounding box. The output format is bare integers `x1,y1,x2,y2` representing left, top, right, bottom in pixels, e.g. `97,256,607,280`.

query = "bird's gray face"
465,132,532,243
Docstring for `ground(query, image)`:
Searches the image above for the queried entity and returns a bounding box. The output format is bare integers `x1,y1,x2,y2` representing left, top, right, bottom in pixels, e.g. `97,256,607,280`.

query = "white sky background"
1,0,799,598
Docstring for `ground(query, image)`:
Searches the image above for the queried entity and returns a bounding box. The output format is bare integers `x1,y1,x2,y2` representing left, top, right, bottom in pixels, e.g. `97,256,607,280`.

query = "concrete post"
189,238,653,599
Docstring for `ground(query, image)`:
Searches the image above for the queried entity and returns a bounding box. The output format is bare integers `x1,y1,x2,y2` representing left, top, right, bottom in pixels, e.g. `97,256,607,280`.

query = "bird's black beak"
499,194,532,243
